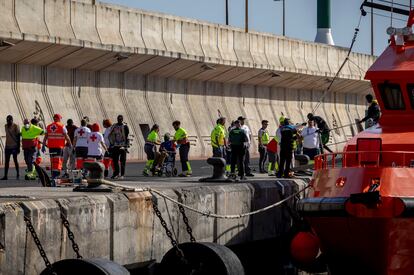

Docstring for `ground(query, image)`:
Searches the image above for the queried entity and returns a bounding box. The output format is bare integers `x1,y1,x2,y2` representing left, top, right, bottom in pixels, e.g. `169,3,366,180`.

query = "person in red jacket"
42,114,71,179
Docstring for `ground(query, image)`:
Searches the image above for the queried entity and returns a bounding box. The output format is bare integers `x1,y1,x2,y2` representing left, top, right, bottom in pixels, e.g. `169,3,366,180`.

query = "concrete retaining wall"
0,180,306,274
0,63,367,163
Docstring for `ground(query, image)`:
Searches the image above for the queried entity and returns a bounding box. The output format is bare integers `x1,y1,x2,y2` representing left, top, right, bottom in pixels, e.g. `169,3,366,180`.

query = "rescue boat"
297,7,414,275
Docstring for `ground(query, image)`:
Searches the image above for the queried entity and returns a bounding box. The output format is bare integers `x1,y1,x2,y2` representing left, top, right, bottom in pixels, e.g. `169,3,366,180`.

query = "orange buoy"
290,231,320,264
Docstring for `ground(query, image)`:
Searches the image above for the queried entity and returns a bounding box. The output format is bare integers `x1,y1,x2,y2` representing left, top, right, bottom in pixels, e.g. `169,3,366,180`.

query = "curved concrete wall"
0,63,368,163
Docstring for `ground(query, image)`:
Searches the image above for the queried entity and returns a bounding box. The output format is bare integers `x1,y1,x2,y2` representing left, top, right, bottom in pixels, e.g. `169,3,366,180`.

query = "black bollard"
199,157,232,182
73,162,112,192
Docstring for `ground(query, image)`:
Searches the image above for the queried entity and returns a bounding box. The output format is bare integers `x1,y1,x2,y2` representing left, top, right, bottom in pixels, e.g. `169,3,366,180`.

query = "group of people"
1,114,130,180
143,120,192,177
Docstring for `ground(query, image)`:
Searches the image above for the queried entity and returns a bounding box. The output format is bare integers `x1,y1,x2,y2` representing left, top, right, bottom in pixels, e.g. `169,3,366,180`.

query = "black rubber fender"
40,258,130,275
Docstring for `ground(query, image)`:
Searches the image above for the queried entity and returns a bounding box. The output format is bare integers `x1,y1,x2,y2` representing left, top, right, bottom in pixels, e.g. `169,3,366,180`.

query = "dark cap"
234,120,241,124
237,116,246,121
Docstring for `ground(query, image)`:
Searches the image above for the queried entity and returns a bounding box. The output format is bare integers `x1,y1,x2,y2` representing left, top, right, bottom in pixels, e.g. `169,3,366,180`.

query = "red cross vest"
46,122,65,149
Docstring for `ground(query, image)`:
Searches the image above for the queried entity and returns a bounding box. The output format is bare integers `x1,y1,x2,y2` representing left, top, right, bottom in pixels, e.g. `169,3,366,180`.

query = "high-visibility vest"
21,125,44,149
211,124,225,148
261,130,270,145
174,127,189,145
46,122,65,148
146,130,159,144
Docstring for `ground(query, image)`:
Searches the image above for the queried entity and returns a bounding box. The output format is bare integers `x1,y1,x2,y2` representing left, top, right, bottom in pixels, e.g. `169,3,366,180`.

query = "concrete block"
16,64,52,124
56,196,111,260
264,36,283,70
0,203,26,275
141,14,166,52
20,200,62,275
167,79,202,157
75,70,105,123
124,73,153,160
218,27,238,65
255,86,278,130
269,87,288,126
241,84,261,149
45,0,75,39
200,24,222,61
71,1,101,43
108,192,154,264
249,33,269,68
0,0,20,34
278,38,295,71
291,41,308,73
46,67,79,122
146,75,175,136
182,21,204,58
15,0,49,36
96,5,124,45
119,10,145,48
162,18,186,54
304,43,320,73
213,184,252,245
285,88,303,124
233,30,253,65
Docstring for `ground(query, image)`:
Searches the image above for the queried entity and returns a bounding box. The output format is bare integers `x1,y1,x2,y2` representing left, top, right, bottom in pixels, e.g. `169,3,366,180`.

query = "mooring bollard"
199,157,232,182
73,162,112,192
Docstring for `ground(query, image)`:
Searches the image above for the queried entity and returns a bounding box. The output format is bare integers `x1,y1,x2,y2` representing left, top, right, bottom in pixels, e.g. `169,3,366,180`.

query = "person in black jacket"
277,118,297,178
307,113,333,153
358,94,381,126
228,120,248,180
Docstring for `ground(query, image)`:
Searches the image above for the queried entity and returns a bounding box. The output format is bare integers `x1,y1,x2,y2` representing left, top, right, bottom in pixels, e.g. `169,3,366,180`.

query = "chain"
151,197,186,260
178,205,196,243
58,204,82,259
23,216,56,275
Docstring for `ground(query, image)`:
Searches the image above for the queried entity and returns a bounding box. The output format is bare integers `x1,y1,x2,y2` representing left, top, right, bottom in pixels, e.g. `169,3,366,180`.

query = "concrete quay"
0,176,309,274
0,0,376,163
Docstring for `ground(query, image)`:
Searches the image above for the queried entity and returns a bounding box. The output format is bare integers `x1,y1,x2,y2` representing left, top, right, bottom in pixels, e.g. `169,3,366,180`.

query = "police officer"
211,117,227,158
42,114,72,179
172,120,192,177
277,118,297,178
258,120,270,173
228,120,248,181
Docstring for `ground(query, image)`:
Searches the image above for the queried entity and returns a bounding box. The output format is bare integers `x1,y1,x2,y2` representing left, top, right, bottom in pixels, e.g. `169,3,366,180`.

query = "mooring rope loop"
88,178,311,219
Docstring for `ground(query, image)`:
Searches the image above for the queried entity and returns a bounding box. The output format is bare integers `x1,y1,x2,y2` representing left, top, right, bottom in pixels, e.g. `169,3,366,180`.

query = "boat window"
406,84,414,109
378,83,405,110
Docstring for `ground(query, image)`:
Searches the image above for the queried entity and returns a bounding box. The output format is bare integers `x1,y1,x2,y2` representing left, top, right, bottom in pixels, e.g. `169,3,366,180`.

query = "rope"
312,14,364,114
88,179,311,219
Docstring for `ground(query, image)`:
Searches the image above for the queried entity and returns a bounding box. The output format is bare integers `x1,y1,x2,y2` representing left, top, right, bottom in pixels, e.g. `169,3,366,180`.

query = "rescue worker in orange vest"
42,114,72,179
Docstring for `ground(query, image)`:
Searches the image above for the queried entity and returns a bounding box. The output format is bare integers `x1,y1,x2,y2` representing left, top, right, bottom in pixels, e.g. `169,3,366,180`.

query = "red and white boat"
297,6,414,275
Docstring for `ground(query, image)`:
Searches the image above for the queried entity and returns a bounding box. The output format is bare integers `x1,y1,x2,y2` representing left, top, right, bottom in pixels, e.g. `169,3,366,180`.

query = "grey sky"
103,0,409,56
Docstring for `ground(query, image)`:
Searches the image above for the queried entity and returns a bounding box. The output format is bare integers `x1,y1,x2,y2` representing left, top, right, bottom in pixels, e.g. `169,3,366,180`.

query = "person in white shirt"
301,120,320,160
238,116,254,177
87,123,107,160
73,119,91,169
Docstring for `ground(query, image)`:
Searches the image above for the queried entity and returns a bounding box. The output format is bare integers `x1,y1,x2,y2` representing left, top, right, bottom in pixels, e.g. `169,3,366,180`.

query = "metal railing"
314,151,414,170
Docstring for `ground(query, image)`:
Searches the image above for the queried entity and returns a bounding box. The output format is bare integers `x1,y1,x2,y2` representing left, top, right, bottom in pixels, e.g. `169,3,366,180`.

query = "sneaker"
268,172,275,176
119,176,125,180
111,175,120,180
239,176,247,181
245,173,255,177
0,176,7,180
178,173,190,177
227,173,236,180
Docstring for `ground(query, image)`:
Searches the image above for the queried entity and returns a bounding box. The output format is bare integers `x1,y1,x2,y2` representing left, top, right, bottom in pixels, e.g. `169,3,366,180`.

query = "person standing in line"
258,120,270,173
87,123,107,161
62,119,77,177
1,115,20,180
109,115,130,179
21,119,44,180
143,124,161,176
172,120,192,177
301,119,320,160
277,118,297,178
228,120,248,181
211,117,227,158
42,114,72,179
73,119,91,171
102,119,113,178
238,116,254,177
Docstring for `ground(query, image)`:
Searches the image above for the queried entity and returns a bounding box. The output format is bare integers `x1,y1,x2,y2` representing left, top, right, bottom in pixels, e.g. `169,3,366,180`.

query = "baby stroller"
154,133,178,177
